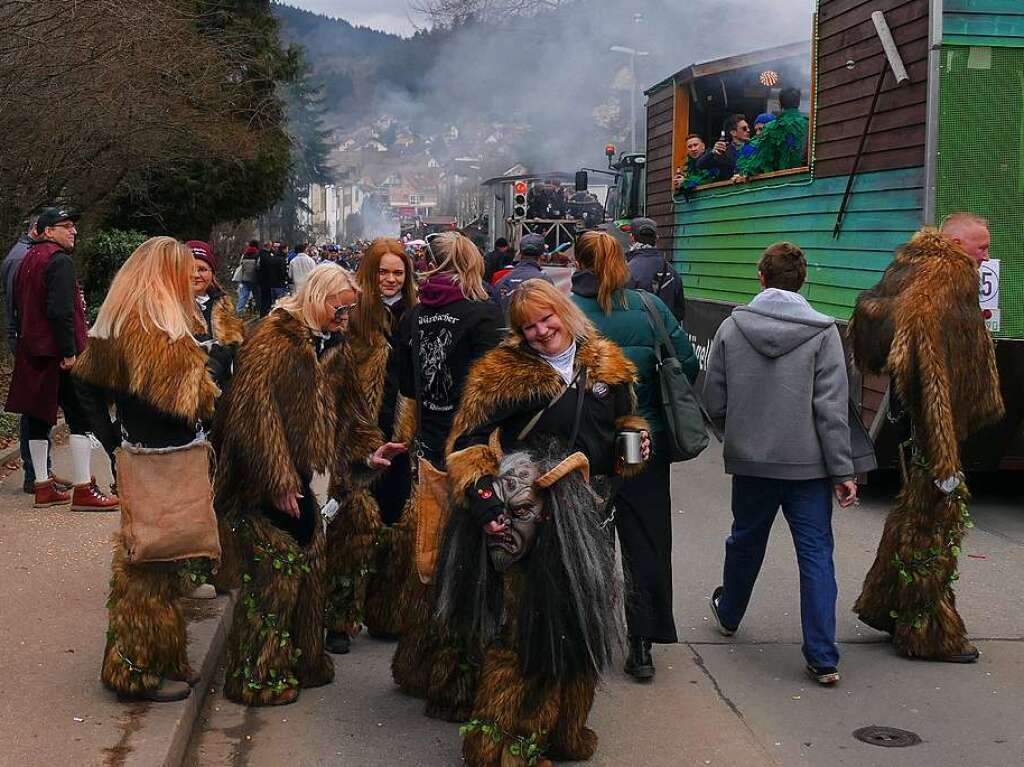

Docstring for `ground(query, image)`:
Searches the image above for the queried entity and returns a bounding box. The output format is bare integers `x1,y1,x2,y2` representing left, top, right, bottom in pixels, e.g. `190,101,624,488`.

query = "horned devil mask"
488,451,591,572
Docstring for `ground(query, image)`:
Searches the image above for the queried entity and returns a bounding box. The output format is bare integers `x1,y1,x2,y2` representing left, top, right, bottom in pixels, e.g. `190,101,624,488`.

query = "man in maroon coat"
5,207,118,510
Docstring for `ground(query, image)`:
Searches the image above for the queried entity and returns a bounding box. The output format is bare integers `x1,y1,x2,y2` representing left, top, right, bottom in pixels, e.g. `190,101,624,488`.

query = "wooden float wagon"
643,0,1024,470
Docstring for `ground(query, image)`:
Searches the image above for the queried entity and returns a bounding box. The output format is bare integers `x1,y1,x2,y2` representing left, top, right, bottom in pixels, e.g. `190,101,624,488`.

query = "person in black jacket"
390,231,503,699
697,114,750,181
483,238,513,283
626,218,686,322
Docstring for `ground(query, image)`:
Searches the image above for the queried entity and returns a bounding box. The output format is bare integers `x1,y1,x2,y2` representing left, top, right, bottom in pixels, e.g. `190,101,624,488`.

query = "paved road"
186,443,1024,767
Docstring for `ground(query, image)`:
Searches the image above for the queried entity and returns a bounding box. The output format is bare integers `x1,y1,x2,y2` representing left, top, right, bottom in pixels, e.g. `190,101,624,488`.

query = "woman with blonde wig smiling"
215,264,405,706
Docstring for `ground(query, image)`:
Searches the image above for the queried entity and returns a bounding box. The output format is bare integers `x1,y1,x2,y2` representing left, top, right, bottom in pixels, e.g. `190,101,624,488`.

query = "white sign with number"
979,259,1000,332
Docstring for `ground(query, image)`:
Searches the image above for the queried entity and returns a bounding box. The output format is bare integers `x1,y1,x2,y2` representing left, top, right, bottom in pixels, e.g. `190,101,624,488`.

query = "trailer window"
670,42,814,199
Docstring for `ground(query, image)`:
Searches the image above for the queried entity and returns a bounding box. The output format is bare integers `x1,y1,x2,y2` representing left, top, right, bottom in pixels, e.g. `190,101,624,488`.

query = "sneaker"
34,479,71,508
624,636,654,681
806,664,841,685
709,586,737,637
187,583,217,600
70,482,120,512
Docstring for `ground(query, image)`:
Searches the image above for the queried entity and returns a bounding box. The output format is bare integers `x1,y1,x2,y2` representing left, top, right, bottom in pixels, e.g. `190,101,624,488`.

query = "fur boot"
325,487,383,639
223,514,333,705
101,538,192,696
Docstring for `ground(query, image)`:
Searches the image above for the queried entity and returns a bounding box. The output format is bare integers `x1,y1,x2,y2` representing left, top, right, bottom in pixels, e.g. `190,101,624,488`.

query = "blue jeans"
235,282,256,315
718,475,839,668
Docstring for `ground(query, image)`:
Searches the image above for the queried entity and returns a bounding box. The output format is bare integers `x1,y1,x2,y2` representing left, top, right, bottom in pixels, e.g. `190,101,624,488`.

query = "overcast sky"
287,0,417,36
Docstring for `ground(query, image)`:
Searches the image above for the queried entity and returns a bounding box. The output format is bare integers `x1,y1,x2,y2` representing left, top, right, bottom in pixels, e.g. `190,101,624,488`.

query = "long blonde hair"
508,279,595,345
276,263,360,331
91,236,200,341
426,231,488,301
353,238,417,341
575,230,629,315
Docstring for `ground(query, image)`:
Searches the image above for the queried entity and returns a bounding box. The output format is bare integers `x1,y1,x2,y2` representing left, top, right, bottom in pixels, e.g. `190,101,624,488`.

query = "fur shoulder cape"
848,227,1003,478
210,293,244,347
74,313,217,425
446,334,645,497
215,309,381,512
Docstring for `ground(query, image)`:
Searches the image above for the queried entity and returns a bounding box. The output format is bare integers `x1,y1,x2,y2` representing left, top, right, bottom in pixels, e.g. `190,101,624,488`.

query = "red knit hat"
186,240,217,271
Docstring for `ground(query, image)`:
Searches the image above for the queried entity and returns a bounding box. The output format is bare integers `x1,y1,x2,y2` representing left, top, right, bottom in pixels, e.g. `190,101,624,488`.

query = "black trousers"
614,447,678,644
26,370,90,439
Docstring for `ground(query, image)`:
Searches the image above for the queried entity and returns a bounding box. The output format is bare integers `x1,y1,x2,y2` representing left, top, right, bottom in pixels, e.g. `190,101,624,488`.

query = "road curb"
121,590,236,767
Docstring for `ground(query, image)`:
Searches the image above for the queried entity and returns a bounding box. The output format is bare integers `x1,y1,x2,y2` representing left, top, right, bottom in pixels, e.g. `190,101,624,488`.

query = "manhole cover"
853,726,922,748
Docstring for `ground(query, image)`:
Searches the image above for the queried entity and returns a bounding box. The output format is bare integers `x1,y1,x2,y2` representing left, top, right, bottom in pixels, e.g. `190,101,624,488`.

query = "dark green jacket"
571,270,698,433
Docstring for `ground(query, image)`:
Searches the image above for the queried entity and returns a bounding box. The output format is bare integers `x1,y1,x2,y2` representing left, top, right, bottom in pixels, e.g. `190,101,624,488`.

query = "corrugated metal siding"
673,167,924,319
944,0,1024,46
645,85,676,253
815,0,929,178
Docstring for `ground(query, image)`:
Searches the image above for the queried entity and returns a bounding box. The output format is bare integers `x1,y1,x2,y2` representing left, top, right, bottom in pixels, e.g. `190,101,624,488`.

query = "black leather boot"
624,636,654,681
326,630,351,655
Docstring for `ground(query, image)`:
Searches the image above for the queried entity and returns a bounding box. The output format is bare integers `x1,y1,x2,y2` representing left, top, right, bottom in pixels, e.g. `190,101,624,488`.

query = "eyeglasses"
53,222,77,230
738,125,751,133
331,302,358,321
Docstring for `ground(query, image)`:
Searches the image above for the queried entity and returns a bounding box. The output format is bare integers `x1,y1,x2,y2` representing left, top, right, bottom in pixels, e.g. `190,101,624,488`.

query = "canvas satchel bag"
117,439,221,564
637,290,710,462
413,457,450,585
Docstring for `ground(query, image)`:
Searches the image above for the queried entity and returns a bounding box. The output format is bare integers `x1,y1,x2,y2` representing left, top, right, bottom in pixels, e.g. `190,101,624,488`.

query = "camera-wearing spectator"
5,207,118,510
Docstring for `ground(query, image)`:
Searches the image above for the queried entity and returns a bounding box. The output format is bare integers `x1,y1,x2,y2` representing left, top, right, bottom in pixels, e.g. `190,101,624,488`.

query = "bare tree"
410,0,566,26
0,0,286,241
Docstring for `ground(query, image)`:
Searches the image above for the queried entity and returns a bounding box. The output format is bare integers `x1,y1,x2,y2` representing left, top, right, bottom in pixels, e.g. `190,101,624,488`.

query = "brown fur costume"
216,308,380,705
850,228,1004,659
436,447,621,767
74,313,218,696
324,334,391,639
391,335,641,722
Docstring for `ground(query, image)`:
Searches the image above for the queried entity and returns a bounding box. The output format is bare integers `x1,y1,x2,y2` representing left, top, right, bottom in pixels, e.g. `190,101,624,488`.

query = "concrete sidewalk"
0,442,234,767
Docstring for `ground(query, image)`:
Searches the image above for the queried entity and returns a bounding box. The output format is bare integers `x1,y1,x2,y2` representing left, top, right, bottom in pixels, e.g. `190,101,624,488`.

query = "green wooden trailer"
644,0,1024,470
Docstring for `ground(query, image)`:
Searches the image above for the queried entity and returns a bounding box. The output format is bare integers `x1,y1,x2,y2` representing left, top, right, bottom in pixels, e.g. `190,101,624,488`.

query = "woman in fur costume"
216,264,404,706
849,225,1003,662
74,237,220,702
186,240,244,599
438,444,622,766
394,280,648,721
324,238,417,654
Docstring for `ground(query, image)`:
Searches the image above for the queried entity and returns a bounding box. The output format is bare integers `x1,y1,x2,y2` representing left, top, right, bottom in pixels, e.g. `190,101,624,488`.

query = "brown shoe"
34,479,71,508
71,482,120,512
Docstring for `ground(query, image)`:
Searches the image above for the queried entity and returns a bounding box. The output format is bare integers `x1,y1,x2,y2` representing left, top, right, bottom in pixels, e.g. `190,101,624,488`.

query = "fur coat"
446,333,648,500
848,227,1004,477
73,312,218,446
215,308,382,517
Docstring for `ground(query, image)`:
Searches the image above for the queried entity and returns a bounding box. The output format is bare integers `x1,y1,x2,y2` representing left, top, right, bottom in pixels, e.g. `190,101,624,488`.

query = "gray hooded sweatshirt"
703,288,854,482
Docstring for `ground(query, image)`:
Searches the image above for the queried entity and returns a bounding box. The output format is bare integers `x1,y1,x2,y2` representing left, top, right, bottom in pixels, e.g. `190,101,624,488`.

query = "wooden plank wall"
645,84,676,252
673,166,924,320
945,0,1024,46
815,0,930,178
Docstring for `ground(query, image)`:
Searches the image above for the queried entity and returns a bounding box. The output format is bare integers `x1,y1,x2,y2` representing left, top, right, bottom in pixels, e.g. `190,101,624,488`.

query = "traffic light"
513,181,528,219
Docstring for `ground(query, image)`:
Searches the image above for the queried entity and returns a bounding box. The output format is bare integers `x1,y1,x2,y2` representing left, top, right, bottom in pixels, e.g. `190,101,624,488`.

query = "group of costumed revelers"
67,218,1000,765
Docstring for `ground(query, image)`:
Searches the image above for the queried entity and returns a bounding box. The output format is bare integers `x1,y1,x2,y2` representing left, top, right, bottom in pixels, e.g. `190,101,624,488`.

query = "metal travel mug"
617,430,644,467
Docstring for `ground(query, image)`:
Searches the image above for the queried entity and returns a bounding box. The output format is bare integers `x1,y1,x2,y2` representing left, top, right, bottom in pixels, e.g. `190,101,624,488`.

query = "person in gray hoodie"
702,242,859,686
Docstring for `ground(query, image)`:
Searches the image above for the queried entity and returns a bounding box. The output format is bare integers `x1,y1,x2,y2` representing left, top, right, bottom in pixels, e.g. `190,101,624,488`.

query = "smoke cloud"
376,0,815,173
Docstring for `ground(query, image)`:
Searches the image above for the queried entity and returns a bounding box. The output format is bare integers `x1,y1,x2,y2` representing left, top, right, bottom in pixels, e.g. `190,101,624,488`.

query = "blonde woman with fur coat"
216,264,404,706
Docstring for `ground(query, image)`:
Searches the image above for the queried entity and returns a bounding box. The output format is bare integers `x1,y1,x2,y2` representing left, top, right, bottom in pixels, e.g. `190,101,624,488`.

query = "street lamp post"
610,45,649,153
